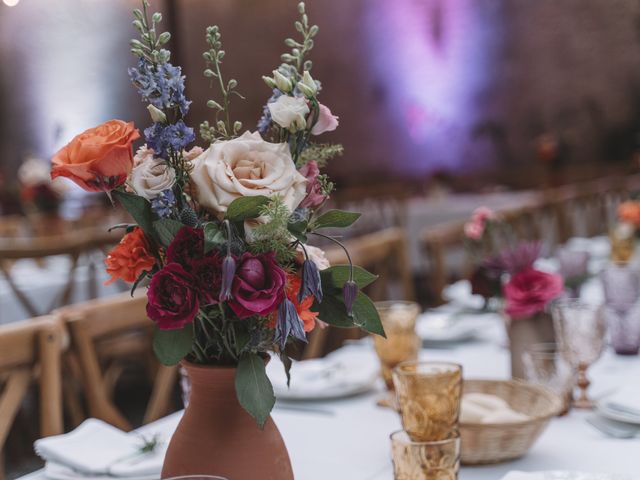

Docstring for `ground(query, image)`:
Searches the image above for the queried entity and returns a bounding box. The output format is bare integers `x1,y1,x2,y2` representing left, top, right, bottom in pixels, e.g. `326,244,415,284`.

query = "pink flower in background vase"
229,252,286,319
464,220,485,240
504,268,564,319
464,206,496,241
298,161,327,208
311,104,339,135
146,263,200,330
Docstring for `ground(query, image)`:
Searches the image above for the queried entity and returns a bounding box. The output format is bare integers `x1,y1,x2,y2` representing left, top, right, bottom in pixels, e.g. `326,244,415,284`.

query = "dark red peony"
146,262,200,330
166,226,204,268
228,252,286,319
504,268,564,319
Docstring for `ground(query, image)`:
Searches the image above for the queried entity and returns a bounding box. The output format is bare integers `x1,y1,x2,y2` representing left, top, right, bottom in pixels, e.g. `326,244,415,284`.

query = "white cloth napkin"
502,472,635,480
603,384,640,418
34,419,165,478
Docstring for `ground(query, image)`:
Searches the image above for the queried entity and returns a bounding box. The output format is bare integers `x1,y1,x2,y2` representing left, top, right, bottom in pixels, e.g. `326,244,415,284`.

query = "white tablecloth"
20,322,640,480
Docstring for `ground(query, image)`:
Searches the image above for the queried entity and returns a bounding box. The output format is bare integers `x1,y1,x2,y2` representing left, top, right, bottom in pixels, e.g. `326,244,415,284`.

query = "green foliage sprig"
297,143,344,167
130,0,171,64
201,26,245,143
282,2,319,76
248,197,298,265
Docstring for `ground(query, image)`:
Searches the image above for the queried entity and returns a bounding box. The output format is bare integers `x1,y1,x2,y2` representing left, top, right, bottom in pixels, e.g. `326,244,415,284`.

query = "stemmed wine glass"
551,299,606,409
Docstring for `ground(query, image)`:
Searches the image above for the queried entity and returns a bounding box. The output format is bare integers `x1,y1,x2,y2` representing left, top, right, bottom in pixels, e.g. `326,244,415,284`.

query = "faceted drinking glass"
390,431,460,480
600,264,640,310
392,361,462,442
603,303,640,356
373,301,421,390
522,342,575,415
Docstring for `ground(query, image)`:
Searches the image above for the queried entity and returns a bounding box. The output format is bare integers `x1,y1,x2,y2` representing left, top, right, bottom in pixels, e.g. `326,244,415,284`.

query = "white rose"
297,245,330,270
130,158,176,200
133,145,155,167
190,131,307,216
268,95,309,131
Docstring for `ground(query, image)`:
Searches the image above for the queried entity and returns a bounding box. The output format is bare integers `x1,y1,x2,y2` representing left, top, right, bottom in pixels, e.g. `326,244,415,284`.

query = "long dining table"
21,313,640,480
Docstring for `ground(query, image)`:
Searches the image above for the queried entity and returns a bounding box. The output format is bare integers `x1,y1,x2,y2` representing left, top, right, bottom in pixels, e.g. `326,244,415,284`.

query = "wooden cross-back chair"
0,228,120,321
0,316,65,480
58,292,178,431
420,220,467,306
304,227,415,359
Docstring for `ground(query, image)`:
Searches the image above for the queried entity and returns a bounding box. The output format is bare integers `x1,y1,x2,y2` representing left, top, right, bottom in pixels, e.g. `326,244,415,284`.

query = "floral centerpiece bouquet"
19,157,64,218
49,1,382,467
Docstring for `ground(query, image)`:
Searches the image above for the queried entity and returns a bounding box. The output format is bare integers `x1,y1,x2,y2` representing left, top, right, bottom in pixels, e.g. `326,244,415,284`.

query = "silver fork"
586,415,640,439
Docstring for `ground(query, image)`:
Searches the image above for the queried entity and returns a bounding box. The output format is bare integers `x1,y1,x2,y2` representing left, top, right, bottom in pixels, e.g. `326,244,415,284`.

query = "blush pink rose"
298,161,327,209
311,104,339,135
504,268,564,319
472,206,495,223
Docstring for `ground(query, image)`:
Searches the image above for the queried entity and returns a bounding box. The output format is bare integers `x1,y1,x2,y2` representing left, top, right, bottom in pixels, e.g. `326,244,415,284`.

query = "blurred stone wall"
1,0,640,187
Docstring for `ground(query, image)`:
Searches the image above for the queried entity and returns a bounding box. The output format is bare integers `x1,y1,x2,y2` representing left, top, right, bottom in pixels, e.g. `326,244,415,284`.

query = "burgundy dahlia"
166,226,204,268
146,262,200,330
191,252,223,305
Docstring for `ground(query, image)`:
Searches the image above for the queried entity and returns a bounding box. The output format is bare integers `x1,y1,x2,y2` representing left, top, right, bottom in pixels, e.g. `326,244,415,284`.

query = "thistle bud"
273,70,293,93
299,259,323,303
146,104,167,124
343,280,358,317
219,254,236,302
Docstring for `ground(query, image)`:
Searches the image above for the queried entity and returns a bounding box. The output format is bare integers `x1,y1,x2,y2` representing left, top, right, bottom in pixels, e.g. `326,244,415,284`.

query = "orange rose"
104,227,156,285
618,201,640,228
51,120,140,192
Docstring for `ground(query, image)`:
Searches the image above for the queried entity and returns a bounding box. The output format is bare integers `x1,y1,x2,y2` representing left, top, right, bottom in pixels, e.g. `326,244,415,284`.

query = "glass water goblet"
552,299,606,409
600,264,640,310
610,223,635,264
556,247,590,297
373,301,421,390
392,361,462,441
522,342,575,415
603,303,640,356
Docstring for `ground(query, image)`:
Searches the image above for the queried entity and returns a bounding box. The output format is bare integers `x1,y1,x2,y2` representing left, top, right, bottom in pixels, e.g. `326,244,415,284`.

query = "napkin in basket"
34,419,164,478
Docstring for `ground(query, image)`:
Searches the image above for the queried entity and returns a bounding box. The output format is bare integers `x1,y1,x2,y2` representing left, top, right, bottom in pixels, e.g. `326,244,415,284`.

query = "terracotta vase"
506,312,555,380
161,361,293,480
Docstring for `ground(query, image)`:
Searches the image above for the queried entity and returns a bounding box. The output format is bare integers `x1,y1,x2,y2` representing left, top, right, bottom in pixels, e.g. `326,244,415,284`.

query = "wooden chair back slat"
59,292,176,431
0,316,65,478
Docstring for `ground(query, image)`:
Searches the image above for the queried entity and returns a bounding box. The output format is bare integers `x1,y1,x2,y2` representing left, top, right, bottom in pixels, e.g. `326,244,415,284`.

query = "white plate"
267,348,379,400
416,312,481,344
596,402,640,426
442,280,485,310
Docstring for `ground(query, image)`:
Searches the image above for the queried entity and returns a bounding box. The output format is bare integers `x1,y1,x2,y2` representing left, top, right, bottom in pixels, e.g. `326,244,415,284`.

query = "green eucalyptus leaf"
153,219,184,247
313,210,361,229
287,219,308,243
235,353,275,428
313,291,384,337
320,265,378,292
152,323,194,366
113,190,156,239
225,196,270,221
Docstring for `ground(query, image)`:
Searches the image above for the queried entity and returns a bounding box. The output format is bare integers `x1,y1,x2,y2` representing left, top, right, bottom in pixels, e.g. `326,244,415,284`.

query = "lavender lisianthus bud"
299,259,323,303
343,280,358,317
219,254,236,302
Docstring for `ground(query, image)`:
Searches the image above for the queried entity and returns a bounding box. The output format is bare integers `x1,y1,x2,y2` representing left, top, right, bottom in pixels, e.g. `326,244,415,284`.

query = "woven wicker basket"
460,379,562,465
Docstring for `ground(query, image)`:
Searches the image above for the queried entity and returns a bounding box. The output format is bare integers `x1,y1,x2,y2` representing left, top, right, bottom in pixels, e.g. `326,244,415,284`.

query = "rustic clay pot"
506,312,555,380
161,361,293,480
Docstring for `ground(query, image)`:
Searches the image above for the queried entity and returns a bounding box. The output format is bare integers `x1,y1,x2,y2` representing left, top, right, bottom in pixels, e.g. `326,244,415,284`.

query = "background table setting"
22,229,640,480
